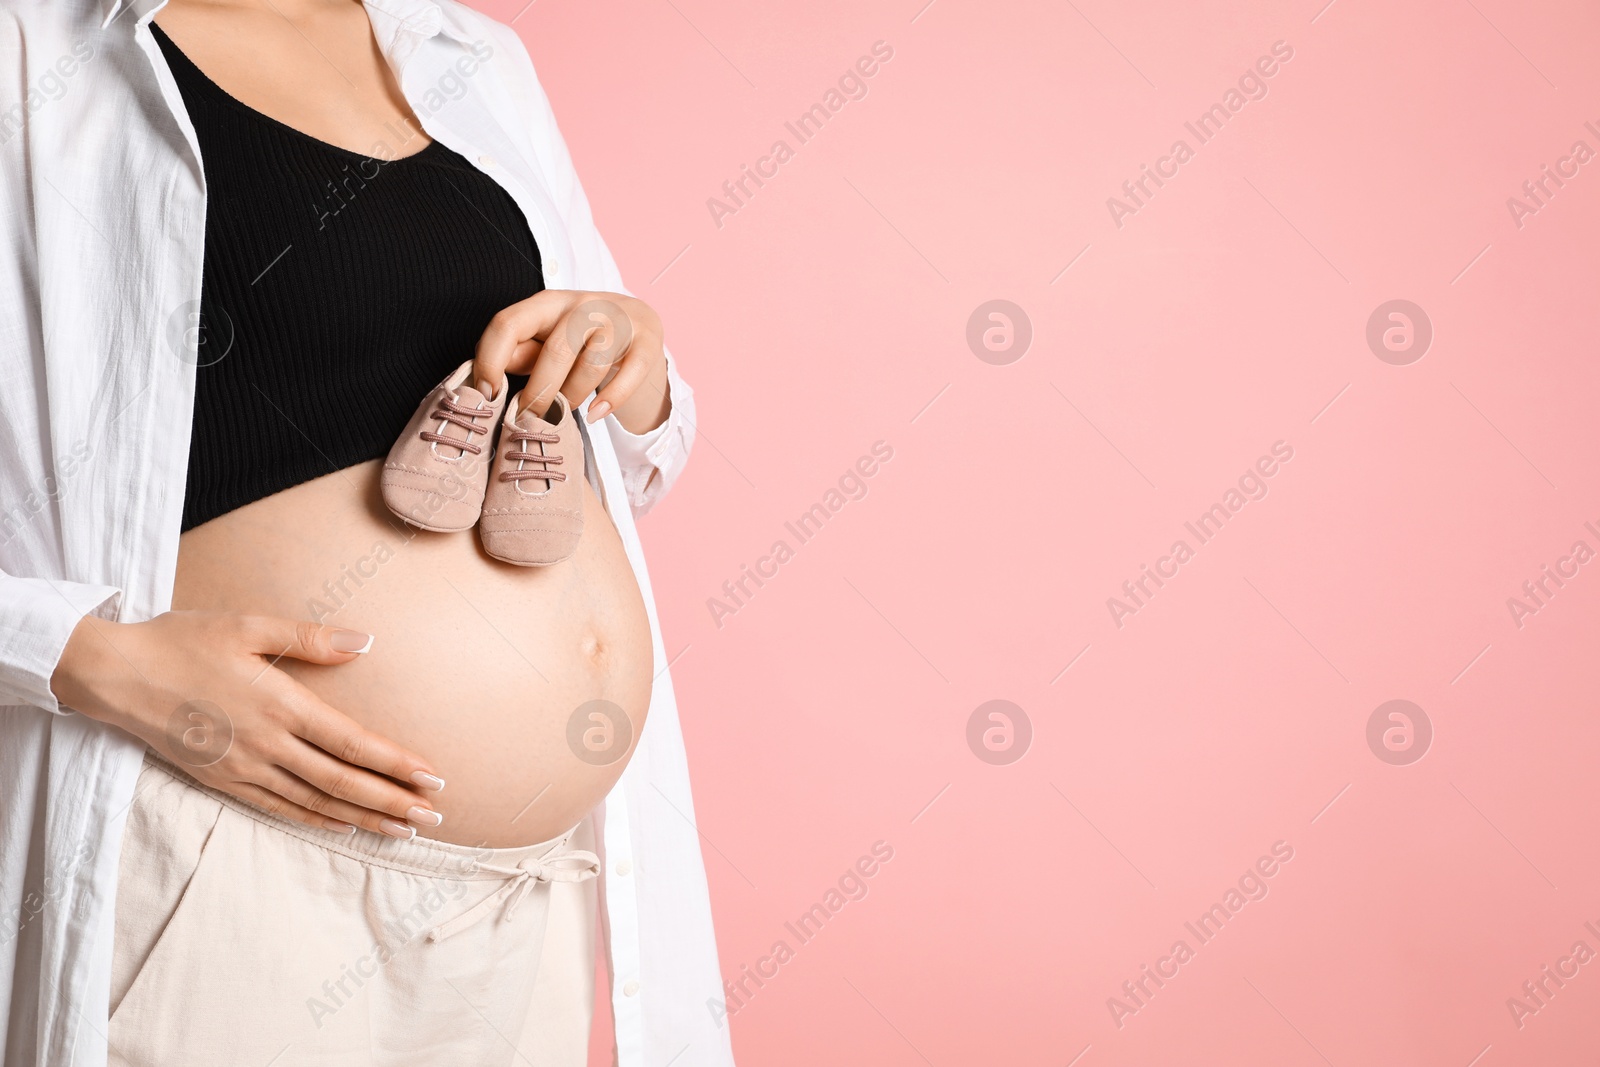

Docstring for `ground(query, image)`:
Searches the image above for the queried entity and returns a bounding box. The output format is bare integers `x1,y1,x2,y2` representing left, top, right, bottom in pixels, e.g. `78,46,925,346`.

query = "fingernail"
326,820,357,834
331,630,374,654
407,806,443,827
588,400,611,421
477,378,495,399
379,819,417,839
410,771,446,791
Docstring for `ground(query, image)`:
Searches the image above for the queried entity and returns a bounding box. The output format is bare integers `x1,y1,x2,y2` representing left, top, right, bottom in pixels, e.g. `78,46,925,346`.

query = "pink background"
479,1,1600,1063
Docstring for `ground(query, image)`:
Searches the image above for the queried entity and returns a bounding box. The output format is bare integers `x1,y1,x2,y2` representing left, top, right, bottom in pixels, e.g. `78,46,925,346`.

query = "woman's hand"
50,611,444,838
472,290,671,435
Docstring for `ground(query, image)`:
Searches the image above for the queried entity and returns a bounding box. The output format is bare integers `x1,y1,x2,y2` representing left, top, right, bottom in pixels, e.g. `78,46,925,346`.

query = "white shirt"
0,2,735,1064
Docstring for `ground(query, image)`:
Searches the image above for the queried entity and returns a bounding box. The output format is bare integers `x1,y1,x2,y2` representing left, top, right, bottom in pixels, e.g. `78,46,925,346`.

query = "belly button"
581,634,604,664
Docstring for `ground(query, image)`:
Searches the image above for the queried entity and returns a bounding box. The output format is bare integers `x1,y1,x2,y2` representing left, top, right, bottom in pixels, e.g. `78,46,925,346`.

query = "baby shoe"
478,390,586,566
381,360,506,532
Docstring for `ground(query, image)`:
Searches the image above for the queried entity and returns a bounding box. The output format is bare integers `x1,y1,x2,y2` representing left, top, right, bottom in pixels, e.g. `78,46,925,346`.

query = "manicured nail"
477,378,495,399
379,819,416,839
325,820,357,834
410,771,446,791
331,630,374,654
588,399,611,422
407,806,443,827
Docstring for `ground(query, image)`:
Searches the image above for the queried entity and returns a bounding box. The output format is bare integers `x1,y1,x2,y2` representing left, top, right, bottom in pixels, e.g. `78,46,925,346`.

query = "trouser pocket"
108,760,226,1051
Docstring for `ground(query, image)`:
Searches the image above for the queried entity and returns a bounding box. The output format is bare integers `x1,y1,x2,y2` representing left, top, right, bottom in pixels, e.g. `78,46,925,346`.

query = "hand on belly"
174,459,654,847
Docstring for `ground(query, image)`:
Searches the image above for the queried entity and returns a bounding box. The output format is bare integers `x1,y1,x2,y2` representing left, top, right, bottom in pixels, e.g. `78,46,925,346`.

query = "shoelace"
498,426,567,483
426,847,601,942
419,394,494,456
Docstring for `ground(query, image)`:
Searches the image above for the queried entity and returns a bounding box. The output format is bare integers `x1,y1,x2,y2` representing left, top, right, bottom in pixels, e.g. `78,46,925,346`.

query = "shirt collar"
359,0,482,51
99,0,478,50
99,0,145,29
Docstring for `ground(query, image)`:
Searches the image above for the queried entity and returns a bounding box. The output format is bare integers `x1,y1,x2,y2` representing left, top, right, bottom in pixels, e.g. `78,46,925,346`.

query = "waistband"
141,749,601,941
139,747,594,883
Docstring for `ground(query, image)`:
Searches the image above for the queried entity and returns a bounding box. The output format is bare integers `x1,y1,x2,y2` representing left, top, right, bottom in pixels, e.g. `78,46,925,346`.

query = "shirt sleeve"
0,572,121,714
490,25,697,518
602,348,696,516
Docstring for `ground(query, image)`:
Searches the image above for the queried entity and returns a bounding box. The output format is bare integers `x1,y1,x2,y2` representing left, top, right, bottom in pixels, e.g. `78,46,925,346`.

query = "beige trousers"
108,751,599,1067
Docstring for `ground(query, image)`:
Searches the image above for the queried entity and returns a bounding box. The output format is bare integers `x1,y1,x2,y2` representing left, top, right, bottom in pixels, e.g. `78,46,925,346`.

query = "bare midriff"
173,459,652,848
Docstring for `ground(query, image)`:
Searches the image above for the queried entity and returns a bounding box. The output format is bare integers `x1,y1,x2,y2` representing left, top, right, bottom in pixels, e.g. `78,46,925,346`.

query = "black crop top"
150,22,544,531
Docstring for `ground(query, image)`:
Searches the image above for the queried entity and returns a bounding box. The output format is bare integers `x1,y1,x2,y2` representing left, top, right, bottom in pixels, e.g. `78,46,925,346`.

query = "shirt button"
616,859,632,877
478,154,496,168
623,979,641,997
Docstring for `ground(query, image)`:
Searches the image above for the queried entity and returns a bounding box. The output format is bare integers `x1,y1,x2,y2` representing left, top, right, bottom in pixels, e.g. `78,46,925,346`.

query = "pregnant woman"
0,2,733,1065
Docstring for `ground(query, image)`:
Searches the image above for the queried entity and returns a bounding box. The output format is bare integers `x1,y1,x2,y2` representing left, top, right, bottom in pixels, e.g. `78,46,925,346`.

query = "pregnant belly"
172,458,652,847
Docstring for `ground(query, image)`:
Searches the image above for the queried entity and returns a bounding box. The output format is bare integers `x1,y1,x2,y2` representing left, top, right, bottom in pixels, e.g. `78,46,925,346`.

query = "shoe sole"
480,545,578,567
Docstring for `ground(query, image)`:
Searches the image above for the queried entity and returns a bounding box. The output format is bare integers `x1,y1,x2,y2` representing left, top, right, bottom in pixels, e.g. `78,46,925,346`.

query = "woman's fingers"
284,690,445,798
275,736,439,825
554,299,635,407
588,347,658,423
239,614,375,665
509,336,542,375
473,290,573,397
230,779,358,836
515,307,590,418
473,291,646,418
257,761,435,839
